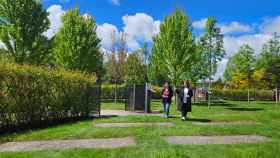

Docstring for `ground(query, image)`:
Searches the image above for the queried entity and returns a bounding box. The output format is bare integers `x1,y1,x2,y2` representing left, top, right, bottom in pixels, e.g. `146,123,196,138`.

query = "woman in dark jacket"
176,80,193,121
161,82,173,118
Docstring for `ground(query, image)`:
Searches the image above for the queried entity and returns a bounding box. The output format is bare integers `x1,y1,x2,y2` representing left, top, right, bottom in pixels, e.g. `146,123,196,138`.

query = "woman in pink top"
161,82,173,118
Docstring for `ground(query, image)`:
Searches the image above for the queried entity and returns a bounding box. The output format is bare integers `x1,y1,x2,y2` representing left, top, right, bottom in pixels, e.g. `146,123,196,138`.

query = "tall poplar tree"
150,9,197,87
199,17,224,108
53,9,102,76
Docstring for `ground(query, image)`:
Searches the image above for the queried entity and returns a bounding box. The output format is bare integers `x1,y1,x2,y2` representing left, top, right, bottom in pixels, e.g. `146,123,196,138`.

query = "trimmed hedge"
100,85,274,101
212,89,274,101
0,63,101,132
101,84,128,100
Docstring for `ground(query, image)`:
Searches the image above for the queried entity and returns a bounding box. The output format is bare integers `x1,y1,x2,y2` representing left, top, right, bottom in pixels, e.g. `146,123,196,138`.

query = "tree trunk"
173,82,177,106
208,45,212,109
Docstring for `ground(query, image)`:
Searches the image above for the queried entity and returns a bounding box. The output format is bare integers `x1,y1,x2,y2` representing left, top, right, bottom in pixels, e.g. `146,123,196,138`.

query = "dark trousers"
181,103,188,117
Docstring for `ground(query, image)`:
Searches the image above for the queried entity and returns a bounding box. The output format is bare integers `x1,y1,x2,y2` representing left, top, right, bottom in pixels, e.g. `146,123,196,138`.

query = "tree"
256,33,280,102
116,32,127,84
124,50,147,85
199,17,224,107
264,57,280,101
0,0,50,64
257,33,280,70
224,45,255,101
150,9,197,87
53,9,102,76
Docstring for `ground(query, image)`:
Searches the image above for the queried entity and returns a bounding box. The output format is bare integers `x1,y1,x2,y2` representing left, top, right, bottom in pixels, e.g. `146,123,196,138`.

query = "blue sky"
42,0,280,79
43,0,280,28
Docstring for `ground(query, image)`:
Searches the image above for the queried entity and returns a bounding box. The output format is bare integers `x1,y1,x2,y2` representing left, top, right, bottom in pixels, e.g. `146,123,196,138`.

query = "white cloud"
214,34,272,80
224,34,271,57
220,22,253,34
96,23,120,50
44,5,65,39
122,13,160,50
214,58,229,80
193,19,253,34
260,16,280,34
192,18,207,29
111,0,120,5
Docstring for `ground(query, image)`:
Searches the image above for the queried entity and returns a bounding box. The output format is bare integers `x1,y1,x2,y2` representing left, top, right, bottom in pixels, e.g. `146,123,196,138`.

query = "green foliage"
257,33,280,69
224,45,255,87
263,57,280,88
124,50,147,85
150,9,197,85
0,0,50,64
256,33,280,89
213,89,274,101
0,62,100,131
53,8,102,75
101,84,127,100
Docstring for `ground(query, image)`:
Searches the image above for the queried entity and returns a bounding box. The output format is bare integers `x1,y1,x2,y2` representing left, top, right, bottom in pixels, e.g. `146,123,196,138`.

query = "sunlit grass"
0,101,280,158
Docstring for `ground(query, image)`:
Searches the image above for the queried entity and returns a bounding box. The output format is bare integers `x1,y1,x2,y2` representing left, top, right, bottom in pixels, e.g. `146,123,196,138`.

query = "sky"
40,0,280,79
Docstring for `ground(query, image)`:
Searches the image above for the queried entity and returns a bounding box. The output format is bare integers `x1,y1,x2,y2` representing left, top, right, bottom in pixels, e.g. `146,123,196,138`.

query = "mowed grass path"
0,101,280,158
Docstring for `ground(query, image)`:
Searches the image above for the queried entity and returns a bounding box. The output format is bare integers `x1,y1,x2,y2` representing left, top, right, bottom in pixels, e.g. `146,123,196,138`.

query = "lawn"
0,101,280,158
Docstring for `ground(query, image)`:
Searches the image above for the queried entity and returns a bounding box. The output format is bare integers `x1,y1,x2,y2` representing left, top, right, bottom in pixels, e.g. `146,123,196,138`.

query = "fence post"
133,84,136,111
114,81,117,104
144,83,148,113
276,88,278,103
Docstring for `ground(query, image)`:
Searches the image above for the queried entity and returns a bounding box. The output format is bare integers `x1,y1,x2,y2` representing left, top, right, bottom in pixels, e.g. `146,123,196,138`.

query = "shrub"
212,89,274,101
0,63,100,132
100,84,163,100
101,84,128,100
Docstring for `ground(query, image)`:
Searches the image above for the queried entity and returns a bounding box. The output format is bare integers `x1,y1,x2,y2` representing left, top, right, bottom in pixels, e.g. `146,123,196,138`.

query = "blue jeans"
162,101,170,117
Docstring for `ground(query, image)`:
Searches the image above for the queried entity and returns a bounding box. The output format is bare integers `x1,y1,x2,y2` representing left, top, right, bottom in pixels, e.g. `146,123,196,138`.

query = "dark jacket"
176,87,193,112
161,87,173,104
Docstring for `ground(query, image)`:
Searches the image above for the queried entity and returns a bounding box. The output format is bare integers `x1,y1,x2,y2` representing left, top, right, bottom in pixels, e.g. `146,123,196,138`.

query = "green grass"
1,101,280,158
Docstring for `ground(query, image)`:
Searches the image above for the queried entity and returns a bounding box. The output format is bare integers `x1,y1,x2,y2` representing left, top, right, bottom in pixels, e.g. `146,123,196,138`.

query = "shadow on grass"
95,115,119,119
257,102,277,105
194,102,235,107
187,118,211,122
225,107,264,111
167,116,211,122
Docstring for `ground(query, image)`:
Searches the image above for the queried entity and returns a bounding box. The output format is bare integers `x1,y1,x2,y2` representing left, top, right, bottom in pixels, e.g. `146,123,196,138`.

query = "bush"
100,84,163,100
212,89,274,101
0,63,100,132
101,84,128,100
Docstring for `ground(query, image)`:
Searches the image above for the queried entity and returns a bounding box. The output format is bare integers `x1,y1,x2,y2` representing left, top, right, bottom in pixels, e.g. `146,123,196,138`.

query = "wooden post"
144,83,148,113
133,84,136,111
276,88,278,103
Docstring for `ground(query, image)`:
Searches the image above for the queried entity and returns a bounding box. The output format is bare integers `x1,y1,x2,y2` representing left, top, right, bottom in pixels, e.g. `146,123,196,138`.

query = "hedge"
100,85,274,102
101,84,128,100
0,63,101,132
212,89,274,101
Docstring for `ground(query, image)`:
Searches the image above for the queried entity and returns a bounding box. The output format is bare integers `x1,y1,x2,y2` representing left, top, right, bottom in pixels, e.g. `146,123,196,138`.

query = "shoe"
181,117,186,121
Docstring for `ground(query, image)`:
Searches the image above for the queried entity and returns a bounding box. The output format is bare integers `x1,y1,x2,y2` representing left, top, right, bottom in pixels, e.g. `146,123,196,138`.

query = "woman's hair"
183,80,191,88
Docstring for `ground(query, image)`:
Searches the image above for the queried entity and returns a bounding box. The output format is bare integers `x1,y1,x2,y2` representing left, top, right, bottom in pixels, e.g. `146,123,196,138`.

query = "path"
192,121,257,126
0,137,135,152
164,135,270,145
100,110,161,117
